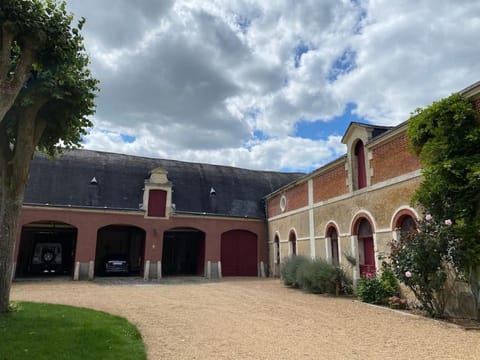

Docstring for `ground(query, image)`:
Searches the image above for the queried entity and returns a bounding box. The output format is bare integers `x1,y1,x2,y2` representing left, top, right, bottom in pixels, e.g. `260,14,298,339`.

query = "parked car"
104,254,129,275
31,242,63,274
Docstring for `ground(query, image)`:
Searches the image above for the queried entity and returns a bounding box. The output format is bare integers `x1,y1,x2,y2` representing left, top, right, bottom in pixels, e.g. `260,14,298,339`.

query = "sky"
66,0,480,173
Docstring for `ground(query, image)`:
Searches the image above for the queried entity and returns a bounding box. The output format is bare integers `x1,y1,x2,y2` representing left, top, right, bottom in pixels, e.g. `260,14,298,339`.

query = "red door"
221,230,257,276
360,236,376,276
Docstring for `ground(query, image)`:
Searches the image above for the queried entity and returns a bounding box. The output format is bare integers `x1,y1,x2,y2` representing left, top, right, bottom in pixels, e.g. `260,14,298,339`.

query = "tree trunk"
0,166,24,312
0,103,44,313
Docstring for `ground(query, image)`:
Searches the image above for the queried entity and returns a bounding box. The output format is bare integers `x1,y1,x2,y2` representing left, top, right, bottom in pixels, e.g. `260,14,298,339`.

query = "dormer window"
143,167,172,219
354,140,367,190
148,189,167,217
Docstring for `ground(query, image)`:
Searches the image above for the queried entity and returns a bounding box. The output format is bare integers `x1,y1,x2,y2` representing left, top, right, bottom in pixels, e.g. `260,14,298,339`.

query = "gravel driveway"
11,278,480,359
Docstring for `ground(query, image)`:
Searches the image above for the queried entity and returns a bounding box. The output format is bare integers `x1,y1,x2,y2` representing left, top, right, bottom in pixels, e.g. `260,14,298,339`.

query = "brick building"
14,150,301,280
265,81,480,287
13,81,480,284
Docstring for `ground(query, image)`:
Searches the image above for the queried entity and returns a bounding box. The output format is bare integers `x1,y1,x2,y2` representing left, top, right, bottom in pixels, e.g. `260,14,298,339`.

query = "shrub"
389,214,457,317
282,256,352,295
357,270,400,305
281,255,309,287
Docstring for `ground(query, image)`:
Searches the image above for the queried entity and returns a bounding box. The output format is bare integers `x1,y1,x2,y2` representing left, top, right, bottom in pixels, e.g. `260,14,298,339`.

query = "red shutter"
355,141,367,189
148,190,167,217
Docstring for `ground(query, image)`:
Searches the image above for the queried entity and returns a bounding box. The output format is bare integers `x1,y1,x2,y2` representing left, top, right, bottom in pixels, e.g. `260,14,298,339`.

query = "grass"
0,302,146,360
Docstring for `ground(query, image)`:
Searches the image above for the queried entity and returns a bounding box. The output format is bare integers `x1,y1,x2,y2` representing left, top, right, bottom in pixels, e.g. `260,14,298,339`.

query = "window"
289,231,297,256
354,140,367,189
400,215,416,236
329,228,339,265
147,189,167,217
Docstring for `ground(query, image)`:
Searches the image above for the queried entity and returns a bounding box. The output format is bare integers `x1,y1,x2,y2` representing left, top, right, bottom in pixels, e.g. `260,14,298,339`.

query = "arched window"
399,215,416,236
356,218,375,277
328,227,339,265
289,231,297,256
354,140,367,189
274,235,280,264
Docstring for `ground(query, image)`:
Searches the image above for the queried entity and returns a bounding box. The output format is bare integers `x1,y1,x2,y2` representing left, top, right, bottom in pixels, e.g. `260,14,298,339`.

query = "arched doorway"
162,228,205,276
355,218,375,277
221,230,257,276
273,235,280,277
16,221,77,277
95,225,145,277
327,226,339,266
289,230,297,256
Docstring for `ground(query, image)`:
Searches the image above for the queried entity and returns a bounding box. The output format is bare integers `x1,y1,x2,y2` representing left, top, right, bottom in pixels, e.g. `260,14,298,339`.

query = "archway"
327,226,339,265
162,228,205,276
273,234,280,277
95,225,145,276
354,218,375,277
289,230,297,256
16,221,77,277
221,230,257,276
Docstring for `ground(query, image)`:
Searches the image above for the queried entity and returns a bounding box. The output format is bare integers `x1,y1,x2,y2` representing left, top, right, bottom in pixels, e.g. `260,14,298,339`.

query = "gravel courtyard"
11,278,480,359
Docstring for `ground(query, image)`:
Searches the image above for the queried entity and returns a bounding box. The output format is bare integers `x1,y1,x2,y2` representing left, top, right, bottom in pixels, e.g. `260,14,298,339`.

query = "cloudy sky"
66,0,480,172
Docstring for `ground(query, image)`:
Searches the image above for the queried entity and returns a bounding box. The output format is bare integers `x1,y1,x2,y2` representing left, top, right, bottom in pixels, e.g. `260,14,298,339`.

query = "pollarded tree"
408,92,480,319
0,0,98,312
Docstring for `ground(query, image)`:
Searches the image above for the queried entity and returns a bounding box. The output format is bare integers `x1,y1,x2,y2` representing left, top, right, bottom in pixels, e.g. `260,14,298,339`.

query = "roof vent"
90,176,98,185
210,187,216,196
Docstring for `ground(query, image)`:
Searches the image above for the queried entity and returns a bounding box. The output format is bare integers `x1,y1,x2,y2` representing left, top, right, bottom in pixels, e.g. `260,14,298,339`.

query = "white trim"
296,237,310,242
390,206,420,230
351,235,359,288
268,170,421,222
308,180,316,259
74,261,80,281
373,233,379,272
144,260,150,281
375,228,397,234
349,209,378,234
269,205,309,221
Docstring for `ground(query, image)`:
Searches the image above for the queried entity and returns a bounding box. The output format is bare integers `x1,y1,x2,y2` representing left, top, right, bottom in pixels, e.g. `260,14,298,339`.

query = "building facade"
13,81,480,284
266,81,480,287
14,150,302,280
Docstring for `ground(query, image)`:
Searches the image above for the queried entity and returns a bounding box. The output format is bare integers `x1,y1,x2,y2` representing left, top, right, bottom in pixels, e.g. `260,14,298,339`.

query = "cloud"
67,0,480,172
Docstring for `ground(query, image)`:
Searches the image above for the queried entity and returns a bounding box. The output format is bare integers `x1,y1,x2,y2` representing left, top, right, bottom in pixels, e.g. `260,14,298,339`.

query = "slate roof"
24,149,304,219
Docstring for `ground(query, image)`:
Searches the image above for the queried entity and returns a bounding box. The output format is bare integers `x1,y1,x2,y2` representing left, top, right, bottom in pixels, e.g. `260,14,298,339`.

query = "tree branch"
0,21,16,83
12,97,48,184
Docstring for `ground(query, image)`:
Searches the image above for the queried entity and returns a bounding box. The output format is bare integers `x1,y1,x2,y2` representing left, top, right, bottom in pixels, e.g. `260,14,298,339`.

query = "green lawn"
0,302,146,360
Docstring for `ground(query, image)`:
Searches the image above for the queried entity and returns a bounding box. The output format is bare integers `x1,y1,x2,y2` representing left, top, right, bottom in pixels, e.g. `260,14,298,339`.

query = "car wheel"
42,250,55,263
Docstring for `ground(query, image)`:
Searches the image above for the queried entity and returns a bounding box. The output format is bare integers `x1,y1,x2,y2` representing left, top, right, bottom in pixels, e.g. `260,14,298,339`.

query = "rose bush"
389,214,457,317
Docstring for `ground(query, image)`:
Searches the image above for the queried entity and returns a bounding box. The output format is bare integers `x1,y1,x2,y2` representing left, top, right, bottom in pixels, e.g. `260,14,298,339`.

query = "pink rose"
405,271,412,278
425,214,432,221
445,219,452,226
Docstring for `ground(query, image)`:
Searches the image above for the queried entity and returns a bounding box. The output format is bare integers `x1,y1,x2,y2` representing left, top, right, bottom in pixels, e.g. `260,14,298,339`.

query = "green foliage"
281,255,309,287
389,215,456,317
1,0,99,156
0,302,147,360
407,92,480,318
357,270,400,305
282,256,352,295
408,93,480,224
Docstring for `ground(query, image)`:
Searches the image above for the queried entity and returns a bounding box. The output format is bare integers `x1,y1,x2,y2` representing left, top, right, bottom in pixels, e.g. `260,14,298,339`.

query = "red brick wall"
268,194,282,218
370,132,421,184
267,182,308,217
472,97,480,113
313,163,348,202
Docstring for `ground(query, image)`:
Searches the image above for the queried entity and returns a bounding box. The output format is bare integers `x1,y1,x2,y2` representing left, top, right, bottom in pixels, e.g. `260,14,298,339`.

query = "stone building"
265,80,480,287
13,81,480,285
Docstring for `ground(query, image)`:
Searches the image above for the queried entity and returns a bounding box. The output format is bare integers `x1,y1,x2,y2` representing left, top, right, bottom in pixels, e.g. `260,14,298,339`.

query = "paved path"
11,278,480,359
